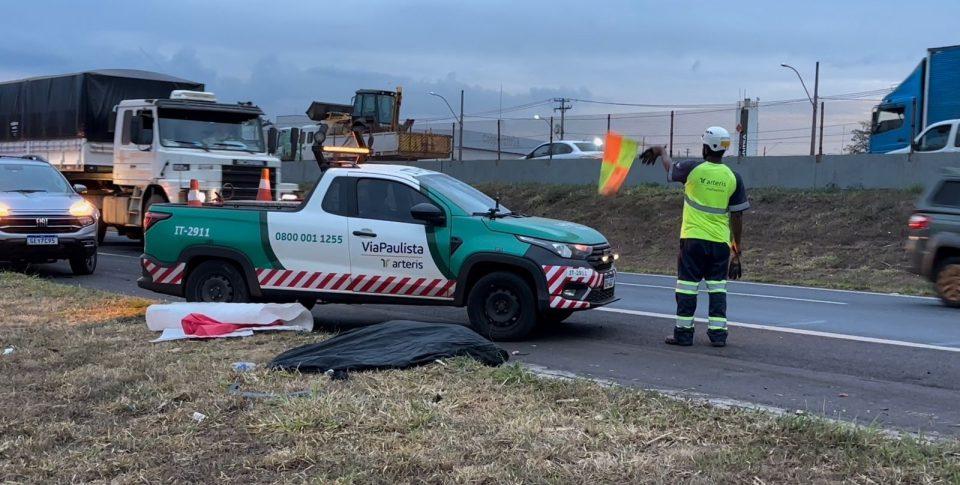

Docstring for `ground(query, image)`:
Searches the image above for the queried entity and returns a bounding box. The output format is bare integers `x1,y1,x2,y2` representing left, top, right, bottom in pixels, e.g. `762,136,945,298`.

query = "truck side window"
356,178,432,224
321,177,354,216
872,106,904,134
917,124,951,152
121,111,133,145
932,181,960,207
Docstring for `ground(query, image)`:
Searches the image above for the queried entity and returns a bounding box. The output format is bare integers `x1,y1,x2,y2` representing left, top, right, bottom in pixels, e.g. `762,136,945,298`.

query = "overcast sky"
4,0,959,154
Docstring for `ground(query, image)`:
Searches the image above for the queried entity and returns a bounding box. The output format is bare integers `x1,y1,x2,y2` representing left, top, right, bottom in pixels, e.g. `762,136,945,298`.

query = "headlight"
0,203,9,217
517,235,592,259
69,200,96,217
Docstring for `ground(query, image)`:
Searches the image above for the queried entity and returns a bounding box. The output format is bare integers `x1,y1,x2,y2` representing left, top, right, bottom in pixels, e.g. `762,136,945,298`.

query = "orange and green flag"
598,131,638,196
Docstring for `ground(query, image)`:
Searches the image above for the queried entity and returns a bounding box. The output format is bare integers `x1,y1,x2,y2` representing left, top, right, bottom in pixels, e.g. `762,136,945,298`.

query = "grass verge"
1,272,957,482
481,183,930,295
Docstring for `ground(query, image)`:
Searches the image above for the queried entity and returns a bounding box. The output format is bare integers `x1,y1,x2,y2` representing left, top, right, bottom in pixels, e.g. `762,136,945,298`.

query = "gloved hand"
728,253,743,280
639,146,660,165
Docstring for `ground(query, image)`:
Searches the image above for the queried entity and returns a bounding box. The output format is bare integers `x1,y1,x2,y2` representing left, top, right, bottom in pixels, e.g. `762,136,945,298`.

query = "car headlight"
0,203,9,218
517,235,592,259
69,200,96,217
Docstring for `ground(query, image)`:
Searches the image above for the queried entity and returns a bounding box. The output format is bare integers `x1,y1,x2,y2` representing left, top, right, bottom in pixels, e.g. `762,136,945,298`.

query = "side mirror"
410,202,445,226
266,127,278,154
72,184,87,194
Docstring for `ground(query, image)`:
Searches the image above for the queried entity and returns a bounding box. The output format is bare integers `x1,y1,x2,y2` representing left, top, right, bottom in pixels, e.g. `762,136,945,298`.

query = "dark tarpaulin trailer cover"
270,321,510,373
0,69,203,143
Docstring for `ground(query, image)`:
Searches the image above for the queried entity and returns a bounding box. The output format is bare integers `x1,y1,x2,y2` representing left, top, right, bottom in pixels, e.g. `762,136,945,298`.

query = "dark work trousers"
675,238,730,331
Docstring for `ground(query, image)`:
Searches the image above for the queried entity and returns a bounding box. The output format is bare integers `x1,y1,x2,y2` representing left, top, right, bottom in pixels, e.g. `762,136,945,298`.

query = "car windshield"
575,142,602,152
0,163,72,193
416,173,510,214
158,108,265,152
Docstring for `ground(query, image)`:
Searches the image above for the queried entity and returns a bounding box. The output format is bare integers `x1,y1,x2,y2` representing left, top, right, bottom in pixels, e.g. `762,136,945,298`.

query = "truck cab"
97,91,294,238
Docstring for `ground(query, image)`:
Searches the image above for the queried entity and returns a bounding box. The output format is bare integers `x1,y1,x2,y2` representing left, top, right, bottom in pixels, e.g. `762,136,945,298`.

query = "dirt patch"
1,273,958,482
481,184,928,295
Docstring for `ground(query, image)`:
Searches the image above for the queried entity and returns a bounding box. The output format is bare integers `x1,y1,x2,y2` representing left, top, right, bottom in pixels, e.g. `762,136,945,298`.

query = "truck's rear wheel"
185,260,250,303
467,271,537,341
935,258,960,308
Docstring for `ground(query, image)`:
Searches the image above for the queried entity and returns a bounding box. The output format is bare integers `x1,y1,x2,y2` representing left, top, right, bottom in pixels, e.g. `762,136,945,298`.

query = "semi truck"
870,45,960,153
0,70,293,241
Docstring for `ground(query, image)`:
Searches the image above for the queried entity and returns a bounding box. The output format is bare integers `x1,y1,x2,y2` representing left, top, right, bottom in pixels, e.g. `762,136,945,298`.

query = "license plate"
603,270,616,289
26,235,58,246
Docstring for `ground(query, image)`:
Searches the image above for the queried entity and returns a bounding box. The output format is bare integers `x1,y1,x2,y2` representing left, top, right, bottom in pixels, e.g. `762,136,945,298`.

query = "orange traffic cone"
256,168,272,201
187,179,205,207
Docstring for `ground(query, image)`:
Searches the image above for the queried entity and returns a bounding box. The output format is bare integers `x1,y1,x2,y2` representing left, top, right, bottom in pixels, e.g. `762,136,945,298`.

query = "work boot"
707,329,727,347
665,327,694,346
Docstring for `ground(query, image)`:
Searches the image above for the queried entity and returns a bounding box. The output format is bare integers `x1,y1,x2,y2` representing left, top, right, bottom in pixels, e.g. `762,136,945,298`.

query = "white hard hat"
702,126,731,151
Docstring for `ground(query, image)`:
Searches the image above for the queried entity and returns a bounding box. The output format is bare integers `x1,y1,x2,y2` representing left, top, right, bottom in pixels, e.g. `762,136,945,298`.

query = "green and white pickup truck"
138,164,617,340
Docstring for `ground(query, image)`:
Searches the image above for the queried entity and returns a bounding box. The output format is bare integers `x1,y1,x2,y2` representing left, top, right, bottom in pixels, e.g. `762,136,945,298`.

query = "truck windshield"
416,173,510,214
158,109,265,153
0,163,72,193
872,106,905,134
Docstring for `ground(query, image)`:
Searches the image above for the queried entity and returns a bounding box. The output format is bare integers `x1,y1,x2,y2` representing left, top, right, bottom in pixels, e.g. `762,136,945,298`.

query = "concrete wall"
281,153,960,190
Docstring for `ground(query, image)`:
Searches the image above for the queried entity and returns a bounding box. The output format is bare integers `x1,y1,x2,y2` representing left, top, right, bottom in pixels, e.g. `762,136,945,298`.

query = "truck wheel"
935,258,960,308
185,260,250,303
540,309,575,326
467,271,537,341
69,251,97,275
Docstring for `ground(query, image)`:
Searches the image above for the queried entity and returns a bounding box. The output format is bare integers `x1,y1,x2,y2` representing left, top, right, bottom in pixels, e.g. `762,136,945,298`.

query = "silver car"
0,157,99,274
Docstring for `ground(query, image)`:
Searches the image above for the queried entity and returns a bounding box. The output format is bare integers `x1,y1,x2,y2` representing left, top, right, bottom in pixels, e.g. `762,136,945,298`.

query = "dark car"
0,157,100,274
906,170,960,307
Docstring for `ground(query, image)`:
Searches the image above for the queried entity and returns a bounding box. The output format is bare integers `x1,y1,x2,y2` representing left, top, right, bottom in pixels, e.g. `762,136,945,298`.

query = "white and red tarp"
146,302,313,342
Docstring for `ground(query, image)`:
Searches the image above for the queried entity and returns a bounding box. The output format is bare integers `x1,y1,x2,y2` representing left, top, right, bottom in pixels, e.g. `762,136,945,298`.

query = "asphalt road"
21,232,960,436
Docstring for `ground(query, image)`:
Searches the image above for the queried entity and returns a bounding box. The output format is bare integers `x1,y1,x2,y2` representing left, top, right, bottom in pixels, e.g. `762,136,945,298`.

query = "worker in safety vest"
641,126,749,347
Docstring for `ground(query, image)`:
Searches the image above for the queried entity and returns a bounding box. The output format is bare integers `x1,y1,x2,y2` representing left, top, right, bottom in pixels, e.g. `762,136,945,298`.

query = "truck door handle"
353,230,377,238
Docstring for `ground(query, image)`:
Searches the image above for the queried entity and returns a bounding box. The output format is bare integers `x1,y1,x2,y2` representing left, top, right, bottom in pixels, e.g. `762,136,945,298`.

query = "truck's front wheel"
185,260,250,303
467,271,537,341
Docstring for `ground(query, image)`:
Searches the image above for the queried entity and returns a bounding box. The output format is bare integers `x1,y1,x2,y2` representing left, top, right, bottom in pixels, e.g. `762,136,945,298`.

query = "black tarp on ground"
270,321,510,373
0,70,203,142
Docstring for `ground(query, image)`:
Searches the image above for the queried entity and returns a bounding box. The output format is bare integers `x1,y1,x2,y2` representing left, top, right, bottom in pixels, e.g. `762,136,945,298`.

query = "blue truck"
870,45,960,153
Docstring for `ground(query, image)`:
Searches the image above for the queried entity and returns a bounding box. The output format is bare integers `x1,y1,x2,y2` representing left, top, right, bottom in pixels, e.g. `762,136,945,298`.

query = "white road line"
618,282,847,305
98,252,140,260
597,307,960,353
618,271,939,301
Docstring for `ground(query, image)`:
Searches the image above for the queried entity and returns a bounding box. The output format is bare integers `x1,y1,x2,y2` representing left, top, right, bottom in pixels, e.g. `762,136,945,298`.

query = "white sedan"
524,140,604,159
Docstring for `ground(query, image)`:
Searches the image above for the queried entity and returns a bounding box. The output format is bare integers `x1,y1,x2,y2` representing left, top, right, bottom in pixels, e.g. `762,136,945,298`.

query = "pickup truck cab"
138,164,617,340
886,119,960,154
906,170,960,307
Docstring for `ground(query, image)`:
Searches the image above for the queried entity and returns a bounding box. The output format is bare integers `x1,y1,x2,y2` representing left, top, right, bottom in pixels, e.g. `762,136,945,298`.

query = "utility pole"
458,89,464,162
553,97,572,140
669,110,675,157
606,114,611,133
450,122,456,161
810,61,820,157
496,119,501,160
818,101,825,156
549,116,554,160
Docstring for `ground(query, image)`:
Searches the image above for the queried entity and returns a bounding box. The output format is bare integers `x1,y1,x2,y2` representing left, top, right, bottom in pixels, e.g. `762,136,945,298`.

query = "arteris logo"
699,177,727,188
362,241,425,255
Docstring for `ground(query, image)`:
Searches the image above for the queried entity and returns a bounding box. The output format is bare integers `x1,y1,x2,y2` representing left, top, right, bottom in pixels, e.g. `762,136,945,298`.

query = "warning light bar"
322,146,372,155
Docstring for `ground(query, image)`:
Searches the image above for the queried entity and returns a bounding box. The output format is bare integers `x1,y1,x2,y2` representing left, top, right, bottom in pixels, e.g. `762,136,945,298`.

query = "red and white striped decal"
549,295,591,310
542,265,603,294
255,268,455,298
142,259,186,285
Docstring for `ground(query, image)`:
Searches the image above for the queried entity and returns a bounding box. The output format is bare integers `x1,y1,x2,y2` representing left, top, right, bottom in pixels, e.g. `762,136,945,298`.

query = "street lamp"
534,114,555,160
780,62,820,156
429,91,463,161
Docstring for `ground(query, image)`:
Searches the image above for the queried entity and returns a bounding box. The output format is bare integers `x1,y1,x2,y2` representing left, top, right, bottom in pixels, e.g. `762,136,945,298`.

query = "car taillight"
143,211,171,232
908,214,931,231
